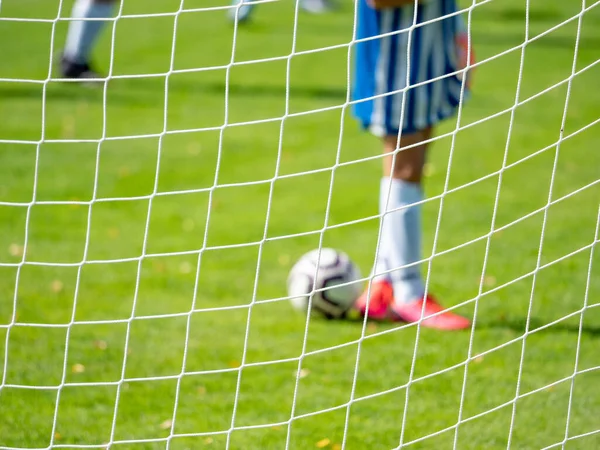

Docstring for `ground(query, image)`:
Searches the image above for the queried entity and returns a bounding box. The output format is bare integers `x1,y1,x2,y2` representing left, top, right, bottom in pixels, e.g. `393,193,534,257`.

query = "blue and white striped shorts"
352,0,468,137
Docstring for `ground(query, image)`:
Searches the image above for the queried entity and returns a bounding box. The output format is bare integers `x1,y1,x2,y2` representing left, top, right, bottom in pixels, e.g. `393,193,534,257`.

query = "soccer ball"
287,248,362,319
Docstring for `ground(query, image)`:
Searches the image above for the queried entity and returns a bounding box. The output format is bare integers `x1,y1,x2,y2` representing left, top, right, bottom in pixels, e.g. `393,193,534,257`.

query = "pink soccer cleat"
391,295,471,330
354,279,394,321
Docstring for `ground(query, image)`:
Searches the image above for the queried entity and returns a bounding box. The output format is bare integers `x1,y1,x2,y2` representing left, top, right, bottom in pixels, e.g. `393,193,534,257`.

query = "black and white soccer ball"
287,248,362,319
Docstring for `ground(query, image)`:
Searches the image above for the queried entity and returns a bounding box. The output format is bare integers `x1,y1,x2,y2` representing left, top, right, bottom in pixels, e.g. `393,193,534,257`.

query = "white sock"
372,179,392,282
380,177,425,304
64,0,114,64
371,247,390,282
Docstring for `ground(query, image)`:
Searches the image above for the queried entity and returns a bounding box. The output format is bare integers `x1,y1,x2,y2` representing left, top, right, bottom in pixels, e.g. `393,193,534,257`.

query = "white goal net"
1,0,599,449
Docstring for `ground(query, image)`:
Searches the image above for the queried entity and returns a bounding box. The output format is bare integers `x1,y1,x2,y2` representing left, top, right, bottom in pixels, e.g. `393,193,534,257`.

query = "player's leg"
381,131,470,330
354,129,430,321
227,0,331,23
61,0,117,79
228,0,255,23
354,130,430,321
301,0,331,14
357,126,470,329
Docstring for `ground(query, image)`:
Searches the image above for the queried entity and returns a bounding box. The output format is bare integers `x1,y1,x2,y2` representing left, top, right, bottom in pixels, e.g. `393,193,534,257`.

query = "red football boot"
391,295,471,330
354,279,394,320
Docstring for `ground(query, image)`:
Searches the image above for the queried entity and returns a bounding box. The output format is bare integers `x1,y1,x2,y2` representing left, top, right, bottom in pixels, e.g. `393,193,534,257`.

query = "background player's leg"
380,128,430,305
228,0,255,23
227,0,330,23
301,0,331,14
62,0,116,78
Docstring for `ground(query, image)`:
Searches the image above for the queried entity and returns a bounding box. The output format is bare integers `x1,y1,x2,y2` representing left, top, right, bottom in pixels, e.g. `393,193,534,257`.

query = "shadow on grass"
474,32,600,51
340,313,600,338
188,81,349,101
474,7,563,24
0,78,348,104
0,81,120,105
474,4,600,25
479,316,600,337
471,4,600,50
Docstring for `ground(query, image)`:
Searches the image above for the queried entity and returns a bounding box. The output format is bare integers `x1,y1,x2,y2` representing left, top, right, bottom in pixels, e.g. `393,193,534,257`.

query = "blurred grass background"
0,0,599,448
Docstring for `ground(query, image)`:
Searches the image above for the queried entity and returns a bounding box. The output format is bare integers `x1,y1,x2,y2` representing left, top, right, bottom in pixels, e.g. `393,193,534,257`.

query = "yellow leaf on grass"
94,340,108,350
159,419,172,430
481,275,496,288
316,438,331,448
180,262,192,274
296,368,310,379
51,280,64,293
72,363,85,374
8,244,23,257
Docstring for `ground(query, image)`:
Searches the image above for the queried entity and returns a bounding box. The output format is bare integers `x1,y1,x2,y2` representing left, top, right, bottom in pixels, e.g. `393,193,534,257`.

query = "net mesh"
0,0,599,448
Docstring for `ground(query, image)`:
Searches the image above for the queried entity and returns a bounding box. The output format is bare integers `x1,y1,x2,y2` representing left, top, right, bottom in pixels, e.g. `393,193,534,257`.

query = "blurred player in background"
352,0,474,330
60,0,116,79
229,0,331,23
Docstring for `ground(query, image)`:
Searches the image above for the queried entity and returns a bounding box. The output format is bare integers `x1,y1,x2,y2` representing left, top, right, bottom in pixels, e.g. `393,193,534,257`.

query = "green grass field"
1,0,600,448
